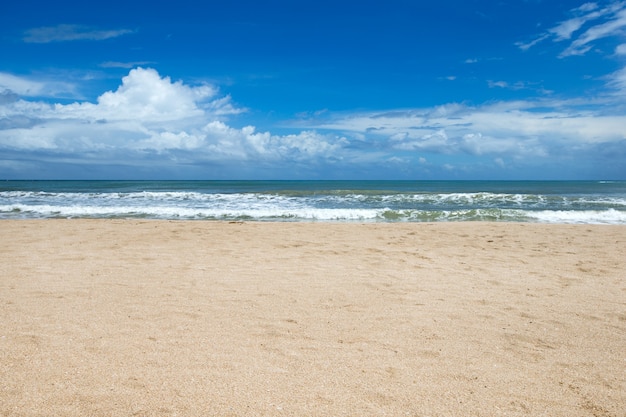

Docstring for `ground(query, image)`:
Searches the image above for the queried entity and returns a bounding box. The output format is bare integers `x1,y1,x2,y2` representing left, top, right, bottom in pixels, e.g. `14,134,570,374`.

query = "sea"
1,180,625,224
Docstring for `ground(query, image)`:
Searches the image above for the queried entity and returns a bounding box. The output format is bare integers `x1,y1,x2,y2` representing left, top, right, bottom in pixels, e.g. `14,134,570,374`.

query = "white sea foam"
2,185,625,223
0,203,382,221
525,209,626,224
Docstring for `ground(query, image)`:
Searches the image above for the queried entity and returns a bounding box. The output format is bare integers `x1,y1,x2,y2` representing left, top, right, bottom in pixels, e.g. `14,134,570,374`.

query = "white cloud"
488,80,509,88
0,68,347,168
0,72,77,99
519,1,626,57
616,43,626,54
71,67,221,122
550,16,589,41
1,68,625,179
516,34,549,51
577,3,599,13
548,3,602,41
100,61,156,69
299,97,626,161
561,8,626,56
0,73,45,96
605,65,626,92
487,80,551,94
23,24,134,43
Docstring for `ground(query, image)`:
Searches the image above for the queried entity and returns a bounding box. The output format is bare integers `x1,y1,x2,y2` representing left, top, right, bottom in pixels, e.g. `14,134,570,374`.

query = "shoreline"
2,220,625,416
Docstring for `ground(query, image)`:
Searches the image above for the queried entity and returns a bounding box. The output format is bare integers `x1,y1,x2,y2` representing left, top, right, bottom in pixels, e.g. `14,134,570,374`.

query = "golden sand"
1,220,625,416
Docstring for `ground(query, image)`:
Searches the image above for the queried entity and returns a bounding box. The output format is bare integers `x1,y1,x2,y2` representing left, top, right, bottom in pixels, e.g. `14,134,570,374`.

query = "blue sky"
1,0,625,180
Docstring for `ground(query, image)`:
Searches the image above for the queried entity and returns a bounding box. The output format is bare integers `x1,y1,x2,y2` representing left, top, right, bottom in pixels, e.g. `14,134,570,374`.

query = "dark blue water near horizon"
1,180,625,223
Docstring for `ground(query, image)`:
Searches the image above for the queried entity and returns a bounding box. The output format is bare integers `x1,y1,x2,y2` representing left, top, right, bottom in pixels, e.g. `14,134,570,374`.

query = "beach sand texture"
1,220,625,416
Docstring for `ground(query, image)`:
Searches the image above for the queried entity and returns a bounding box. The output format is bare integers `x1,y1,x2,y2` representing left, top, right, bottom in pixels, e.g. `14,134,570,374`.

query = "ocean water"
1,180,625,224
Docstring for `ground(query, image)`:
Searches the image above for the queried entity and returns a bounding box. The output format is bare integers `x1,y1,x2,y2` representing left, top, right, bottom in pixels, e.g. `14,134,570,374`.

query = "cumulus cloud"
23,24,134,43
0,68,347,173
58,68,223,122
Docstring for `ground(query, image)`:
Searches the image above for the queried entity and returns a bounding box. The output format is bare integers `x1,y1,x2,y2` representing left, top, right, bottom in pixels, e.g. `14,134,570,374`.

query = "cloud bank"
1,60,625,179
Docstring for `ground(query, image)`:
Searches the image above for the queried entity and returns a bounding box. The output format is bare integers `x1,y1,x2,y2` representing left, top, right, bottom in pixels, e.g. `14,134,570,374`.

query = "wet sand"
1,220,625,416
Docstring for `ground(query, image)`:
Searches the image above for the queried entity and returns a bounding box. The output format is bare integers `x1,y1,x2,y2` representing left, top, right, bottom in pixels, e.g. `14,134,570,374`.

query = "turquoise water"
1,180,625,223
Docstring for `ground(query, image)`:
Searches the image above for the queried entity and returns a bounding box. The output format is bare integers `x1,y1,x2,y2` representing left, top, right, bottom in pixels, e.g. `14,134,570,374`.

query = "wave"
2,203,625,224
4,190,626,204
2,188,625,223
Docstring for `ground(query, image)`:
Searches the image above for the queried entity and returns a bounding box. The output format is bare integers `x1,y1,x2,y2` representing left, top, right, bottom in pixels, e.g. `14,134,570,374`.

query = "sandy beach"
1,220,624,416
